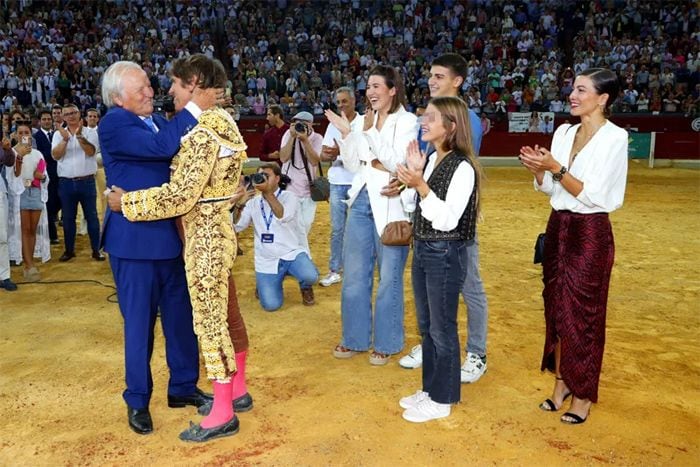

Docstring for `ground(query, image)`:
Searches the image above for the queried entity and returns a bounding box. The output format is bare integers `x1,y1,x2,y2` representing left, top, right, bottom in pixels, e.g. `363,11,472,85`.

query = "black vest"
413,152,477,242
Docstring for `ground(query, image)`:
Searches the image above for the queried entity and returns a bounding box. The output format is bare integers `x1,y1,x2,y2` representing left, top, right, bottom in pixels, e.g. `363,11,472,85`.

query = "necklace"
570,120,606,163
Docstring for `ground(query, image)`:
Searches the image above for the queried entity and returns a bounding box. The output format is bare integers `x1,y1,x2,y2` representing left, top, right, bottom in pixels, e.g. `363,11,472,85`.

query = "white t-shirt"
321,114,362,186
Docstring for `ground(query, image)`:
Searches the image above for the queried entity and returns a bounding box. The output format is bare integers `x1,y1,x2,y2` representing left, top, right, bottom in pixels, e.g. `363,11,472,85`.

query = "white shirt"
322,113,362,186
535,121,628,213
51,128,99,178
337,106,417,235
401,152,474,232
234,190,308,274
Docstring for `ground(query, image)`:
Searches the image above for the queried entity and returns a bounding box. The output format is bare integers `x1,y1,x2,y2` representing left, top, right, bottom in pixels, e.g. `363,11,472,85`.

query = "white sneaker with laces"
398,344,422,369
399,390,429,410
319,271,342,287
461,352,487,383
402,398,451,423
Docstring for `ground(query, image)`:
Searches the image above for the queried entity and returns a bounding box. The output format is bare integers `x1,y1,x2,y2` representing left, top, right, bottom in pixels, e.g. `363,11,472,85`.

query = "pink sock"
200,380,234,429
232,351,248,399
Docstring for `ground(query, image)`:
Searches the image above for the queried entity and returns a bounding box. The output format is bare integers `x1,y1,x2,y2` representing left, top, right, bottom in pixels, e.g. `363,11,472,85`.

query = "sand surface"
1,163,698,466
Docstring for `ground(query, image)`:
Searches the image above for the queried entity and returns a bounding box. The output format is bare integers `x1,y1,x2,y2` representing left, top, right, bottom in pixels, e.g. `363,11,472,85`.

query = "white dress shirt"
51,128,99,178
401,152,475,232
535,121,628,213
234,190,308,274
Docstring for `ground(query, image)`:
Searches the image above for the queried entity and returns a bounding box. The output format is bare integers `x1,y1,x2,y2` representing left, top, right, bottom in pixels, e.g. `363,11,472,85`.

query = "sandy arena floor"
0,163,698,466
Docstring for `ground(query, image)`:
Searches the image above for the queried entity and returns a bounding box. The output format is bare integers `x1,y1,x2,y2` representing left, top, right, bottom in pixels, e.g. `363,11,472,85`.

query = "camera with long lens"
294,121,311,135
153,95,175,113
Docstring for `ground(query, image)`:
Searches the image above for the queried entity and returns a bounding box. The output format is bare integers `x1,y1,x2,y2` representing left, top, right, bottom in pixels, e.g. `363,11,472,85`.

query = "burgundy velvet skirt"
540,209,615,402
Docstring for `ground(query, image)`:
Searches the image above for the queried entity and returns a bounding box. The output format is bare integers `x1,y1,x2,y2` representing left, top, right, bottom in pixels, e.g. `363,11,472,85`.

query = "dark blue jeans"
412,239,468,404
58,176,100,253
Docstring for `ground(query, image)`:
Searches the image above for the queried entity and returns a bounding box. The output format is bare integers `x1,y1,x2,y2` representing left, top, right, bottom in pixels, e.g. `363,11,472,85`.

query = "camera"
250,172,268,185
153,95,175,113
294,121,310,135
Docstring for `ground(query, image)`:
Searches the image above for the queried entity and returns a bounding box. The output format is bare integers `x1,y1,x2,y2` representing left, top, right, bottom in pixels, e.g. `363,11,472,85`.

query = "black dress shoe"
59,251,75,262
179,416,240,443
168,387,213,408
197,392,254,416
92,250,106,261
127,407,153,435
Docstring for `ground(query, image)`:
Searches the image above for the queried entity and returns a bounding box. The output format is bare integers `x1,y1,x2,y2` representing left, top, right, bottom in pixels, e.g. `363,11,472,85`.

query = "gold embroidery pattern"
122,107,246,381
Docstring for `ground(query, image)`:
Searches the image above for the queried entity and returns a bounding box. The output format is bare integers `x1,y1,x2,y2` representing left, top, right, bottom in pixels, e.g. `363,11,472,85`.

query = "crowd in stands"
0,0,698,129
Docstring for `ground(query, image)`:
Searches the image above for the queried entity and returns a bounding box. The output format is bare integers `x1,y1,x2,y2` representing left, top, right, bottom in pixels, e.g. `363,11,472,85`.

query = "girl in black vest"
396,96,483,423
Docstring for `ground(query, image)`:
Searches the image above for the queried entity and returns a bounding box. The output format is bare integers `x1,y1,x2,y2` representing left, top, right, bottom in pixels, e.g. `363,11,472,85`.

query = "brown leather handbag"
380,220,412,246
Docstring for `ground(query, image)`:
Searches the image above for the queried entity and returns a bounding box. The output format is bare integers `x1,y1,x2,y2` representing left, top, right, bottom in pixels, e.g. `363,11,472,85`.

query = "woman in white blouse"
519,68,628,425
396,96,482,423
325,65,417,366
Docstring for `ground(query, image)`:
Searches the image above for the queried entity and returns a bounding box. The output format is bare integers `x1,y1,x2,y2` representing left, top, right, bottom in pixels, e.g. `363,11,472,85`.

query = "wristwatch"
552,166,567,182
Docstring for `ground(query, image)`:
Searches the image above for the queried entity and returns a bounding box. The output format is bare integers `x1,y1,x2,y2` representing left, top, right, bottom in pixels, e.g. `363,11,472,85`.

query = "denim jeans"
255,252,318,311
58,177,100,253
462,231,488,357
328,184,351,272
340,187,408,355
413,240,467,404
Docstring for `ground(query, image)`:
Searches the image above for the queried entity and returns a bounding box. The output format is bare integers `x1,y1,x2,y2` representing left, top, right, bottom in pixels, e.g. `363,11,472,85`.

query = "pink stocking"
232,351,248,399
200,380,234,429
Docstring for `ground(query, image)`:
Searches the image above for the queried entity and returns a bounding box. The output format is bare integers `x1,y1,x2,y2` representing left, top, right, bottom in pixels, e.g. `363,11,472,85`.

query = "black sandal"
561,411,588,424
539,377,572,412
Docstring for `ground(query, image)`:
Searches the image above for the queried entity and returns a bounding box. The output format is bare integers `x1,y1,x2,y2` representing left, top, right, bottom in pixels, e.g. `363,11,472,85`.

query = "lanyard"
259,188,282,232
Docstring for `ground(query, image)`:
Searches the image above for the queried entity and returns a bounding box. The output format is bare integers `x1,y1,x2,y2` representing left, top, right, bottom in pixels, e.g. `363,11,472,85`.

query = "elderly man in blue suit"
98,61,216,435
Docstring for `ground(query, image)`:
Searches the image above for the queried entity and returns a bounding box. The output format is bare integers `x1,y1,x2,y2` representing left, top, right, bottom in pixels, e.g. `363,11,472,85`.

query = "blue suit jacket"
98,107,197,259
34,129,57,179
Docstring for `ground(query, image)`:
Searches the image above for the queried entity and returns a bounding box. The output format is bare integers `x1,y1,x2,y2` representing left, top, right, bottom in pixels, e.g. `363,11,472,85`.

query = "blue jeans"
328,184,351,272
255,252,318,311
340,187,408,354
58,176,100,253
412,240,467,404
462,231,488,357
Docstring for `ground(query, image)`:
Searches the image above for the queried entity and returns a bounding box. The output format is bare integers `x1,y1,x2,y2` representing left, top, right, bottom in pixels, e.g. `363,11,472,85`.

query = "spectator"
319,86,359,288
0,138,17,291
260,104,289,164
50,104,102,262
12,122,47,282
33,110,60,244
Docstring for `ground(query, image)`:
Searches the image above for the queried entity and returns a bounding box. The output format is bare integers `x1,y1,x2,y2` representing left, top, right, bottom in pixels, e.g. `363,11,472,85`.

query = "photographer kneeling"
233,163,319,311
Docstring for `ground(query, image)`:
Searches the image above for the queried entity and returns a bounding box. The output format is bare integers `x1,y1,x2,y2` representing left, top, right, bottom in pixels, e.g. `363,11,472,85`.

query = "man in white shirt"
84,108,106,222
50,104,102,261
234,163,318,311
319,87,359,287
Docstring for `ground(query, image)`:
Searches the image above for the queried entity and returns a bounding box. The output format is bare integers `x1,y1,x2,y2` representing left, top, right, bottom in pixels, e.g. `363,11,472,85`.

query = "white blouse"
337,106,417,235
535,121,628,213
401,153,475,232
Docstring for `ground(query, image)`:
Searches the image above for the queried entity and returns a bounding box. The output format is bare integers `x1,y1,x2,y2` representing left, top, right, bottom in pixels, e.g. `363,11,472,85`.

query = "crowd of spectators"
0,0,698,129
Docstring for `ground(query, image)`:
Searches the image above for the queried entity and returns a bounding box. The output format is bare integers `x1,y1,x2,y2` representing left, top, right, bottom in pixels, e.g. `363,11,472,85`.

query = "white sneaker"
398,344,422,369
461,352,487,383
399,390,429,409
319,271,342,287
402,398,451,423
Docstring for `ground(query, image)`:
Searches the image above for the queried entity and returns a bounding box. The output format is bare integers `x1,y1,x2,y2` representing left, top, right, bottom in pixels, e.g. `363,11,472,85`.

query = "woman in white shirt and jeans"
396,96,482,423
325,65,417,366
519,68,628,425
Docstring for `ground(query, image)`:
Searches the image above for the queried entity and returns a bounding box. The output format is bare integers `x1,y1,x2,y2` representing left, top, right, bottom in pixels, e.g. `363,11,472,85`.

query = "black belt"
60,175,94,181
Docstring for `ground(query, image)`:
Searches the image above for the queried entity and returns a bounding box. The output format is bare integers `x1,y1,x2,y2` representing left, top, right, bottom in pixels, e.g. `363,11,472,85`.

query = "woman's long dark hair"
368,65,407,114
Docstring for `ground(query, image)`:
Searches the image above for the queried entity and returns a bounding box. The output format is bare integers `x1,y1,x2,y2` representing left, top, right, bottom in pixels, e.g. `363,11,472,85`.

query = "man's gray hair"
334,86,355,102
101,61,144,108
